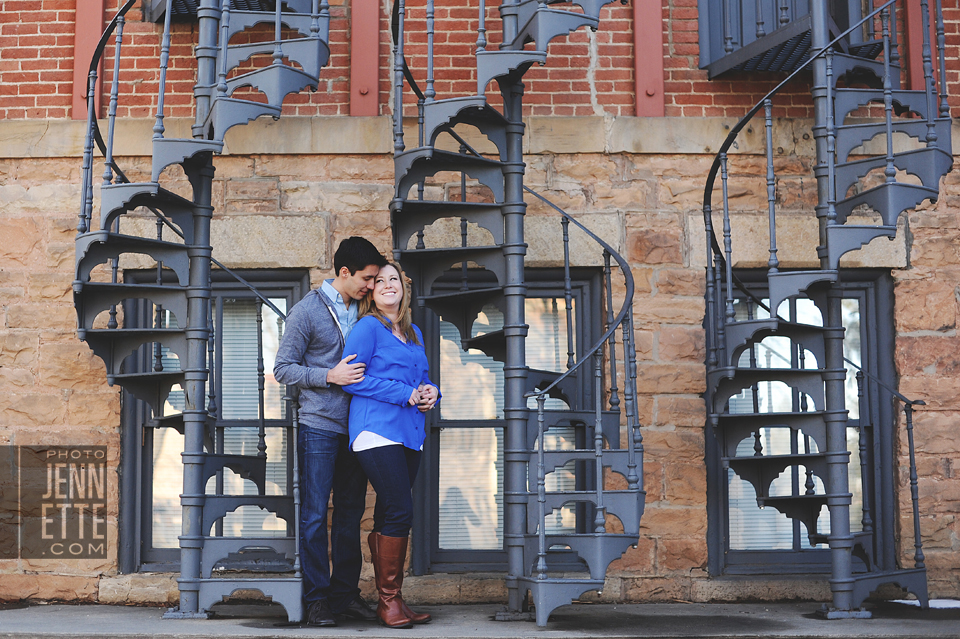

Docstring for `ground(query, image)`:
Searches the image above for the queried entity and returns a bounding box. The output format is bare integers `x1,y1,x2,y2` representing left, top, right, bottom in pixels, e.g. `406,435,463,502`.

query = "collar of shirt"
320,279,360,339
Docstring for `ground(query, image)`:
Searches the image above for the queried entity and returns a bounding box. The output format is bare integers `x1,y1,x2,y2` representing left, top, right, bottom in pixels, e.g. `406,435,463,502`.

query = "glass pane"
152,428,184,548
439,297,574,420
727,294,863,551
221,298,287,420
438,428,502,549
205,427,289,538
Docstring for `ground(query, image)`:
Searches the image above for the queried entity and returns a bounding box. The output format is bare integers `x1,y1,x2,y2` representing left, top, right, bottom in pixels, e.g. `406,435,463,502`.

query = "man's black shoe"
306,600,337,627
336,596,377,622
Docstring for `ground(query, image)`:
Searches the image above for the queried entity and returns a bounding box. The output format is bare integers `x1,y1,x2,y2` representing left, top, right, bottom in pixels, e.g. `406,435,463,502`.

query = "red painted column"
350,0,380,116
634,0,665,117
72,0,106,119
903,0,925,91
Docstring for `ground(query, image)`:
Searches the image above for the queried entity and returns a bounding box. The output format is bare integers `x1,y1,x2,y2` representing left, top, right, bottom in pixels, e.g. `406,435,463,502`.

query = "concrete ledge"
8,116,944,159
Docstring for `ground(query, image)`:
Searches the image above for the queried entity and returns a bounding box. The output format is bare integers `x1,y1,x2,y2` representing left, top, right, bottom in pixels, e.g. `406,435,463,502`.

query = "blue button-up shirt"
320,279,359,339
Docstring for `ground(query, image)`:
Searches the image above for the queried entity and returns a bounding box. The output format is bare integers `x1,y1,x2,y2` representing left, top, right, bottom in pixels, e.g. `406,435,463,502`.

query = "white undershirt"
351,430,401,451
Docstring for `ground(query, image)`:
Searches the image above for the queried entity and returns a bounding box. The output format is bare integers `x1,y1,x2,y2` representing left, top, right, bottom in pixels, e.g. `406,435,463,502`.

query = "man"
274,237,387,626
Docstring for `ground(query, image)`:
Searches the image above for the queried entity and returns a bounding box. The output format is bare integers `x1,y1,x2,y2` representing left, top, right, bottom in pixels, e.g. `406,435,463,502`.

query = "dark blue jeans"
355,445,421,538
298,428,367,611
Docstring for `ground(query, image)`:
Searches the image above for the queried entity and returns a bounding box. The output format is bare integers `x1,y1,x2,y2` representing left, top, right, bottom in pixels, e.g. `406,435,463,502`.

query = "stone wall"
0,115,958,604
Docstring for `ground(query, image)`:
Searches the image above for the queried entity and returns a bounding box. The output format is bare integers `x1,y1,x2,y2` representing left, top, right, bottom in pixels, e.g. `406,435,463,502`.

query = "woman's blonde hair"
358,261,421,345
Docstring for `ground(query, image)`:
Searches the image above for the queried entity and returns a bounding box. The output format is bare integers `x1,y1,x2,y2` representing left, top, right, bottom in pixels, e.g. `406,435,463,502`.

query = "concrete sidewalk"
1,600,959,639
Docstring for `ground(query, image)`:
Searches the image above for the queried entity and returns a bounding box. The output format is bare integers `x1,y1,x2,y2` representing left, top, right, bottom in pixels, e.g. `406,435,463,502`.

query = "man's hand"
407,387,422,406
327,354,365,386
417,384,439,413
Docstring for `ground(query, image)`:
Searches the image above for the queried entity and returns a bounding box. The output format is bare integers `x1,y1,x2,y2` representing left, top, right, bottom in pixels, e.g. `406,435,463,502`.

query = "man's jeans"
299,427,367,611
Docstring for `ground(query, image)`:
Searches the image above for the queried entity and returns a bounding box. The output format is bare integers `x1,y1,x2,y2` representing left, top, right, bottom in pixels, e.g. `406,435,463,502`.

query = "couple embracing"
274,237,438,629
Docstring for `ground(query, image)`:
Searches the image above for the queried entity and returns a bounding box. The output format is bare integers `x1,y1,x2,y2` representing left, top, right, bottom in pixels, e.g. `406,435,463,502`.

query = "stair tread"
724,452,827,462
418,286,503,302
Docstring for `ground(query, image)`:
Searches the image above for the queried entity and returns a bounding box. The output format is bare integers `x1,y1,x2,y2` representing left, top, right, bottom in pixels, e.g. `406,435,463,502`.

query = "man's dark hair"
334,236,388,275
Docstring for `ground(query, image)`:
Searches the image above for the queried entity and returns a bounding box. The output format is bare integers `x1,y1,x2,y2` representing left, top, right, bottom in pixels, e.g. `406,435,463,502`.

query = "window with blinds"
723,291,866,560
436,297,579,551
150,296,291,549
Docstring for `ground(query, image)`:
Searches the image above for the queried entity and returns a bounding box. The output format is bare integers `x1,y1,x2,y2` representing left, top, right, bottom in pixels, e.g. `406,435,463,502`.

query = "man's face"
338,264,380,301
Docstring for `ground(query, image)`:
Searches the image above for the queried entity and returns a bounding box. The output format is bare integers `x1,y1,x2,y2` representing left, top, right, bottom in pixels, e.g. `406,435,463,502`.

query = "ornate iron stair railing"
390,0,644,625
74,0,331,621
702,0,950,617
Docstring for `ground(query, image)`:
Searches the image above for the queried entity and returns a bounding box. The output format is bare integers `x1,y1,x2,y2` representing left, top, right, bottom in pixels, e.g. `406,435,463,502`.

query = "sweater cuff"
310,367,331,388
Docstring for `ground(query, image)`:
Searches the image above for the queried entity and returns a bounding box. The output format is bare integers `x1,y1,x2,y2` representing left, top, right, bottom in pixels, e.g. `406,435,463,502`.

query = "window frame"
119,268,310,573
410,267,603,575
705,269,898,576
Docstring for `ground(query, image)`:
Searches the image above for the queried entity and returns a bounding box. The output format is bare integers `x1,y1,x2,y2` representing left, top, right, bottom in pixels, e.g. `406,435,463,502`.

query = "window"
119,270,309,572
411,268,601,573
706,270,898,575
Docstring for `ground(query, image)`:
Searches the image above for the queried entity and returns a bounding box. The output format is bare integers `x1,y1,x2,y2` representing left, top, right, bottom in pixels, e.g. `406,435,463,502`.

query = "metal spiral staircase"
74,0,332,621
704,0,950,618
389,0,644,625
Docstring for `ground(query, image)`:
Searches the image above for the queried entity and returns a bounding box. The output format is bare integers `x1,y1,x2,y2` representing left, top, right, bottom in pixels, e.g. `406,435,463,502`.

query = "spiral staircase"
703,0,950,617
73,0,332,621
388,0,645,625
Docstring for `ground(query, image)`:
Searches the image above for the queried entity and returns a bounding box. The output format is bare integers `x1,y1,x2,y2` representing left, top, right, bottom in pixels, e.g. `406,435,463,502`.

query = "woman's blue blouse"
342,315,438,450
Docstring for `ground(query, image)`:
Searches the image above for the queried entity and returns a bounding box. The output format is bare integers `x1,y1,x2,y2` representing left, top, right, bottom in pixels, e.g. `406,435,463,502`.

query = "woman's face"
373,264,404,314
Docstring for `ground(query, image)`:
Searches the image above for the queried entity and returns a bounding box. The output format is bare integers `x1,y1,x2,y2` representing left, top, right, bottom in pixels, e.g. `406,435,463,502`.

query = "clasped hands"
409,383,438,413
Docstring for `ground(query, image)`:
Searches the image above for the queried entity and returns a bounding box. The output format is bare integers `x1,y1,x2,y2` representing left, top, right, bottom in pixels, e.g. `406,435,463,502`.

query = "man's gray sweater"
274,289,350,434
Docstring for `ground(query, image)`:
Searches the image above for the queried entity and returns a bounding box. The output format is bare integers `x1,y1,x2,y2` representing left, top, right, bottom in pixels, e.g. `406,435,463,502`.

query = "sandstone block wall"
0,115,958,604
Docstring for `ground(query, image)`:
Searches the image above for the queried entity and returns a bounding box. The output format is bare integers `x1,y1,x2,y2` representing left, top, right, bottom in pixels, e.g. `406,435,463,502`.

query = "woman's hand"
407,387,422,406
417,384,439,413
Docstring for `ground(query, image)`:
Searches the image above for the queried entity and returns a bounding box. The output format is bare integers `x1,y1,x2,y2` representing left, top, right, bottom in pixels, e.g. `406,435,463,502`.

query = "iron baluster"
80,68,98,234
593,351,605,532
920,0,938,147
720,153,735,326
207,298,217,419
723,0,734,53
755,0,765,38
257,299,267,459
273,0,284,66
714,260,727,365
855,371,872,533
319,0,330,41
904,401,925,569
393,0,406,155
153,0,175,139
426,0,435,102
153,217,165,371
477,0,487,52
216,1,231,98
804,434,815,494
603,251,620,413
749,338,759,414
623,309,640,490
889,0,899,67
102,14,125,186
288,386,303,578
562,216,574,369
778,0,788,26
753,430,763,457
704,204,718,369
936,0,949,118
311,0,320,38
746,297,754,322
881,10,896,185
764,99,779,273
826,50,837,224
535,395,548,580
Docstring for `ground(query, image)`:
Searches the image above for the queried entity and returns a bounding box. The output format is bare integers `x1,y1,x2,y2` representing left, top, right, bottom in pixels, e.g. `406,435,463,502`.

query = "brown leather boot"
373,534,413,628
370,532,432,625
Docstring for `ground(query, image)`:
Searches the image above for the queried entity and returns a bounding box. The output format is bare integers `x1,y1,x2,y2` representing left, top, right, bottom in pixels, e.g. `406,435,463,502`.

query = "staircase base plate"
162,607,213,620
815,605,872,620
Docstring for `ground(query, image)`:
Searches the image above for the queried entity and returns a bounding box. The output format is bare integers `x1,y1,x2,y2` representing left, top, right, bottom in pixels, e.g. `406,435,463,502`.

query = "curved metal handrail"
522,186,635,399
702,0,900,275
88,0,138,159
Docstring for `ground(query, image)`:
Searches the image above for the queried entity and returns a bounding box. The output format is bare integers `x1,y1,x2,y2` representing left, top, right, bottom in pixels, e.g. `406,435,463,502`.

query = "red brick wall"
1,1,958,121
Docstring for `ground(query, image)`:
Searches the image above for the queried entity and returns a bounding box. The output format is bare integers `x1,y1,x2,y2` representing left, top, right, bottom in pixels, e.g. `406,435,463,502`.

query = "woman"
342,261,438,629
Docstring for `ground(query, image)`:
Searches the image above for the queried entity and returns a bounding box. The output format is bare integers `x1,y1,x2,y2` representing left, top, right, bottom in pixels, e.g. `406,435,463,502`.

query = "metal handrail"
522,186,635,399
